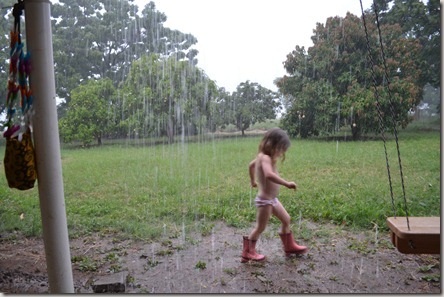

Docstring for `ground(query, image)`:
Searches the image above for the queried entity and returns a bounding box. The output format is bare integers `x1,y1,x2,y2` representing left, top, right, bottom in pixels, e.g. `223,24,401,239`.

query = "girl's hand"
251,181,258,188
286,182,297,190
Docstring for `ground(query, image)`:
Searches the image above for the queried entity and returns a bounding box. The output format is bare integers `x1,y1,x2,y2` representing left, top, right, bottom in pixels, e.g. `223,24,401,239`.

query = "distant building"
409,102,434,120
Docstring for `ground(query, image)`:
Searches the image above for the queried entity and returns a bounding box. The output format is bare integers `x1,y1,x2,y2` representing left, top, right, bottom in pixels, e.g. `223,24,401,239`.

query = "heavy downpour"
0,0,440,294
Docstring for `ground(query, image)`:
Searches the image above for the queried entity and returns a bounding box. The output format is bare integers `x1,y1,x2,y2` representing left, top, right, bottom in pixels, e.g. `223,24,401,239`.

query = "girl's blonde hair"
258,128,291,164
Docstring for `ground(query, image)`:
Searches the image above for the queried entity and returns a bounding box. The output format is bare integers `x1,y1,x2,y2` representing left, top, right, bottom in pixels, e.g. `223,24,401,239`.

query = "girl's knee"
281,216,291,227
254,224,267,234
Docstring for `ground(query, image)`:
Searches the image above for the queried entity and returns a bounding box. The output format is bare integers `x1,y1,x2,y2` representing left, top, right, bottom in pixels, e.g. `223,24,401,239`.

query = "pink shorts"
255,196,280,208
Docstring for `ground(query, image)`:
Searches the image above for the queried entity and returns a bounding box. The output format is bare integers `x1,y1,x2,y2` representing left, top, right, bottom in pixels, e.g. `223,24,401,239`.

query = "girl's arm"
249,159,257,188
260,155,297,190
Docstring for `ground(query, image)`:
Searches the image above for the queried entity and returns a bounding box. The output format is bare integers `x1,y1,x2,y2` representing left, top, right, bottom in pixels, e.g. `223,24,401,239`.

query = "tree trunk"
351,124,360,140
167,117,174,144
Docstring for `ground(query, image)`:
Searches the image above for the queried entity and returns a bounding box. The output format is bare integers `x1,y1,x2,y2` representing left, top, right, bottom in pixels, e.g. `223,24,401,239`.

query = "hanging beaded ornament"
3,0,36,190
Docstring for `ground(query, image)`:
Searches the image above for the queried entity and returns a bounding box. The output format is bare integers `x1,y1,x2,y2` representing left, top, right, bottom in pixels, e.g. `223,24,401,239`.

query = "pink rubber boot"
279,232,308,256
241,236,266,263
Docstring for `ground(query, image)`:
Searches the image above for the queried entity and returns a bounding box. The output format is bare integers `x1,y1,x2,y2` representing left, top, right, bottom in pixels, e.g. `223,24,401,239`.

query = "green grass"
0,128,440,240
285,130,441,230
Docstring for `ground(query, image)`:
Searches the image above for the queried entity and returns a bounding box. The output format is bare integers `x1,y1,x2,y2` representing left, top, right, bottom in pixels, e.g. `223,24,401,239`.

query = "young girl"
241,128,308,263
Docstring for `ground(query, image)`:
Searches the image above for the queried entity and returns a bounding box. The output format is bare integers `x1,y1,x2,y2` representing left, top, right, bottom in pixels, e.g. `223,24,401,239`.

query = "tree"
232,81,280,136
51,0,198,114
277,11,423,139
59,78,116,146
378,0,441,88
280,79,340,138
121,53,217,143
211,87,233,130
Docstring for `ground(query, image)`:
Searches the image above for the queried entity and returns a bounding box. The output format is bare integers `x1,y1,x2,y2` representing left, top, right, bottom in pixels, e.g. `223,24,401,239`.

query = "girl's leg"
273,200,308,255
248,205,272,241
242,206,271,263
272,200,291,234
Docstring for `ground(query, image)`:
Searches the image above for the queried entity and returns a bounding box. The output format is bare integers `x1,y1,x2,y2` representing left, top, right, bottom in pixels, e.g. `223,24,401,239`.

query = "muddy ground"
0,220,441,294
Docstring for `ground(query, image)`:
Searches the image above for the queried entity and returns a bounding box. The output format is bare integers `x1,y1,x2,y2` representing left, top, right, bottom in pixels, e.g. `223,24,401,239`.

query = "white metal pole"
24,0,74,293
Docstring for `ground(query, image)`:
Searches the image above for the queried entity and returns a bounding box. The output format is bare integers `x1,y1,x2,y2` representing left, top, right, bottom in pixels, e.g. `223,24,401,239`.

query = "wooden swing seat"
387,217,440,254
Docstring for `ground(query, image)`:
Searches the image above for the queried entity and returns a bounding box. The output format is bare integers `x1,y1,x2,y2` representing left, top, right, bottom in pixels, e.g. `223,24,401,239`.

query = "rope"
12,0,24,42
359,0,410,230
372,0,410,229
359,0,396,219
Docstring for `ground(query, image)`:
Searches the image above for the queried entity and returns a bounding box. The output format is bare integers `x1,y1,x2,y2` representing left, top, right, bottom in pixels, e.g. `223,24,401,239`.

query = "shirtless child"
241,128,308,263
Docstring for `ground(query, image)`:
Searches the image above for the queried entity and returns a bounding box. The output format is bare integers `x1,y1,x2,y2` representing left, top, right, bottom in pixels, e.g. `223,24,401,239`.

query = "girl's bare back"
255,153,280,200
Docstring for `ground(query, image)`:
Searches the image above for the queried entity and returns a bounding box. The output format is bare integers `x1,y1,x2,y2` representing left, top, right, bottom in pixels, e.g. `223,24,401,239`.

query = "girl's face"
275,147,287,158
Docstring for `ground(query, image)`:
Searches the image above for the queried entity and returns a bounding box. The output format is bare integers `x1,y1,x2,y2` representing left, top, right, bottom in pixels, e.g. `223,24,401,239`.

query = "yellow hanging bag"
4,128,37,190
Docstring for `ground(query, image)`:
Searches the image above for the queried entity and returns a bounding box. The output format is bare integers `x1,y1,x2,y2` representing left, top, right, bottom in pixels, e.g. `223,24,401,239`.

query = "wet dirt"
0,220,440,294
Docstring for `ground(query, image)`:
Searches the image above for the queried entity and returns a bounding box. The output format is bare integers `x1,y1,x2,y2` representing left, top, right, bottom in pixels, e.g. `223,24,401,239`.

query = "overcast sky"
139,0,374,93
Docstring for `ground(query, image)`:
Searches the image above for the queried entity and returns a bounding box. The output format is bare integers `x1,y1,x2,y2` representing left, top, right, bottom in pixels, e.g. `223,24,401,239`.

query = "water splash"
176,252,180,270
298,209,302,229
211,227,215,252
182,221,186,244
154,166,158,191
358,258,364,279
376,259,380,278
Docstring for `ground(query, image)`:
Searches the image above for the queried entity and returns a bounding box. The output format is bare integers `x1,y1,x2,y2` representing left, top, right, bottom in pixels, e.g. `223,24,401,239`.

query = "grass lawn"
0,127,440,240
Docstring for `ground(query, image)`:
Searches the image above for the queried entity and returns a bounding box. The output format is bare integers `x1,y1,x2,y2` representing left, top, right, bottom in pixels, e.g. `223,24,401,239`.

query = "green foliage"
211,88,233,130
0,186,41,237
379,0,441,88
72,255,99,272
283,130,440,229
250,119,281,131
278,9,424,139
195,260,207,270
59,78,116,146
0,127,439,241
0,0,439,141
50,0,197,106
121,54,218,141
418,264,437,272
280,79,339,138
231,81,280,135
421,274,440,282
